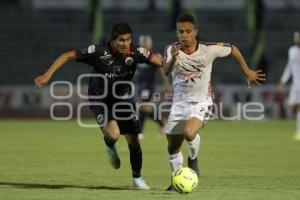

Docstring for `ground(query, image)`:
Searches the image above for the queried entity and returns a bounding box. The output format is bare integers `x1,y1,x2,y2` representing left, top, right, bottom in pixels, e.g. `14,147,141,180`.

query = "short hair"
176,13,197,27
111,23,132,40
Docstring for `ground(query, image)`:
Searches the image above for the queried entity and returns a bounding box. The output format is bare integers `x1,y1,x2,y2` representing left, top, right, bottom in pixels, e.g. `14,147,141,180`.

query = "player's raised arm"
149,53,163,66
231,45,266,87
137,35,162,67
163,43,180,76
147,51,172,90
136,46,162,67
34,51,76,88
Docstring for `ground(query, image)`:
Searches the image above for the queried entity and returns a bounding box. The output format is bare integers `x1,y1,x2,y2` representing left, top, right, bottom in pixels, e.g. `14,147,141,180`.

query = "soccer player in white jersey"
163,14,266,190
278,31,300,141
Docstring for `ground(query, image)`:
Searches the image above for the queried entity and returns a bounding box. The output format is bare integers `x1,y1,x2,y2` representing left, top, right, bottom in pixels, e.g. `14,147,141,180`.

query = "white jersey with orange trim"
165,42,232,102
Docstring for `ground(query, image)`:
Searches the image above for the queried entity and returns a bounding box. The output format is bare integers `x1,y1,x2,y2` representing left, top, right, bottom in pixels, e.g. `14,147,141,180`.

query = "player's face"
144,37,153,49
294,32,300,46
176,22,198,47
113,33,132,54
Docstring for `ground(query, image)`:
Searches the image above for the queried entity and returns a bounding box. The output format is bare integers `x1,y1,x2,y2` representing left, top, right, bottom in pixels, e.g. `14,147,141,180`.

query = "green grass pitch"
0,119,300,200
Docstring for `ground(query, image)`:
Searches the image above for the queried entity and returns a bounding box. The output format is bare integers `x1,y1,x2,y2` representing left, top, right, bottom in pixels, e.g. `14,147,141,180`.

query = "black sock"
104,136,115,148
128,143,142,178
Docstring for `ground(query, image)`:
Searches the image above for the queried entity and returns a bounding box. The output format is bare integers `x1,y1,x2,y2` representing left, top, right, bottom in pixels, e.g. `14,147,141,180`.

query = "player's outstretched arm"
163,43,180,76
150,54,163,66
231,45,266,87
34,51,76,88
149,53,172,91
137,47,162,66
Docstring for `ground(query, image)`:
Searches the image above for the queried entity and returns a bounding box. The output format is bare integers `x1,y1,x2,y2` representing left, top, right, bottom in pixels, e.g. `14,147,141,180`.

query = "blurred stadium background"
1,0,300,199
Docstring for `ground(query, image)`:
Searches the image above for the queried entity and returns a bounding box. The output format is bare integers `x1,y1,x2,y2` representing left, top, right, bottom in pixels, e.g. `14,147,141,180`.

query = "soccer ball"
171,167,199,194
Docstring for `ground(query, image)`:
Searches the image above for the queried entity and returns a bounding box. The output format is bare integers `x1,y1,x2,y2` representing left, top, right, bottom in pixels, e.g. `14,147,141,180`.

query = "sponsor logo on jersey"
176,69,203,81
105,70,133,80
182,58,206,69
100,53,114,65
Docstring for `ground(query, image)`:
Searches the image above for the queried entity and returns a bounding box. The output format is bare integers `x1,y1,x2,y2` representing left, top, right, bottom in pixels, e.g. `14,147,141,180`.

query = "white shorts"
165,99,213,135
288,85,300,106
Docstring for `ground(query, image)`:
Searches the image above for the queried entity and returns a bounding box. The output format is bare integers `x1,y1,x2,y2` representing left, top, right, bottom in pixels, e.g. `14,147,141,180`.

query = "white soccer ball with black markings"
171,167,198,194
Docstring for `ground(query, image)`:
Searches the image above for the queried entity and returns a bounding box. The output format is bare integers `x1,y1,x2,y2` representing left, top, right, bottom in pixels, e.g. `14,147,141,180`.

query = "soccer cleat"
293,134,300,141
166,184,174,191
132,177,150,190
188,157,200,177
105,146,121,169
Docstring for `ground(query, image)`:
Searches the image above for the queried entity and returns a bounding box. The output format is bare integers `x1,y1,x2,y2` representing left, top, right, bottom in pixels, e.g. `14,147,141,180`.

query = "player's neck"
182,41,198,55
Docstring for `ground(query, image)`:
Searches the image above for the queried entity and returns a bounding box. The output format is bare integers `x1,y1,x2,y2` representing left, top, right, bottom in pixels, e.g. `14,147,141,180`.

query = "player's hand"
244,69,266,88
171,43,180,58
34,74,51,88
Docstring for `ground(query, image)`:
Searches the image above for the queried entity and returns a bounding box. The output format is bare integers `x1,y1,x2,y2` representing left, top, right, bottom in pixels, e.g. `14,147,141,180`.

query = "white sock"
297,110,300,134
168,151,183,172
186,134,200,160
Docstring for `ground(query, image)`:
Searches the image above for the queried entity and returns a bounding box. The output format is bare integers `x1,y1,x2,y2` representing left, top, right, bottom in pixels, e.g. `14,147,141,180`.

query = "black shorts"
89,97,141,135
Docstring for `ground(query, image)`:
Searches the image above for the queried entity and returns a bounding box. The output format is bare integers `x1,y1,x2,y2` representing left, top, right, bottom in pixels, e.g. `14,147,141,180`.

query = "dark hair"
110,22,132,40
176,13,197,27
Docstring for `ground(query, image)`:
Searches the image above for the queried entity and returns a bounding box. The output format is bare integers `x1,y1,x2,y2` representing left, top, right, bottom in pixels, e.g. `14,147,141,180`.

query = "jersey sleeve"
163,45,173,64
209,43,232,59
75,44,97,65
136,47,153,63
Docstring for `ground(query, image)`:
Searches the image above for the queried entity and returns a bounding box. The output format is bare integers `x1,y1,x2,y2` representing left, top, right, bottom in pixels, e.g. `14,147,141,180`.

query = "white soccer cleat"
105,146,121,169
133,177,150,190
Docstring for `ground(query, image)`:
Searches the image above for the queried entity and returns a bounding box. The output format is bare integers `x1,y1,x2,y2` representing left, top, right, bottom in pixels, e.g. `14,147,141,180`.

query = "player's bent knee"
183,127,197,141
104,129,120,142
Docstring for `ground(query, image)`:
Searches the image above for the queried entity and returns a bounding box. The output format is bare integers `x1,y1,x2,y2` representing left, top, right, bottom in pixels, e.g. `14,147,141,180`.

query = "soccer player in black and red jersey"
34,23,162,189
